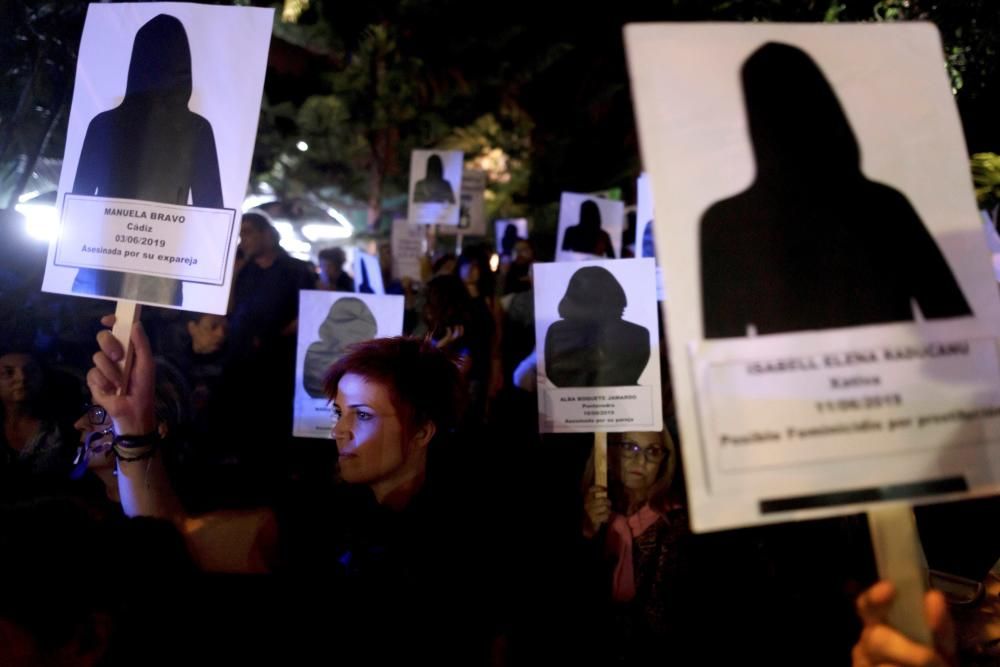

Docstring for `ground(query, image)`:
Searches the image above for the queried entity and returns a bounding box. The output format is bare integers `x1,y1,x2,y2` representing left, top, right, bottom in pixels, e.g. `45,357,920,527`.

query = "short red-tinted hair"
324,336,464,434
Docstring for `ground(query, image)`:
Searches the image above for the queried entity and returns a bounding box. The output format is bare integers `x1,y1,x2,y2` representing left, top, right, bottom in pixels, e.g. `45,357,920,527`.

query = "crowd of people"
0,204,998,666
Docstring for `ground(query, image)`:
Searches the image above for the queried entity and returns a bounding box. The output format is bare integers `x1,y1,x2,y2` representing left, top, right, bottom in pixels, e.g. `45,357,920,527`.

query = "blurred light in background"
272,221,313,260
302,223,352,242
15,191,59,242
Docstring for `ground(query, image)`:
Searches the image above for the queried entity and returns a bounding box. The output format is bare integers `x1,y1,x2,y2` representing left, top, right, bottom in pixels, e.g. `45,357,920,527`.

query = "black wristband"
112,432,160,449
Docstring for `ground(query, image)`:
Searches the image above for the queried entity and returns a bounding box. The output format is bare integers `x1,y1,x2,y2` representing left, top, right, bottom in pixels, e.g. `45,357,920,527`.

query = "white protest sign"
534,258,663,433
391,218,425,282
42,3,272,313
438,169,487,236
407,149,464,226
293,291,405,438
353,251,385,295
55,197,233,284
555,193,625,262
626,23,1000,531
635,173,665,301
496,218,529,256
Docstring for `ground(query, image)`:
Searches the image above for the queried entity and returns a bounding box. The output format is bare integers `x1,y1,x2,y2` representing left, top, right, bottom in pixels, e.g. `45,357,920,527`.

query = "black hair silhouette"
357,256,374,294
303,298,378,398
500,223,520,256
412,154,456,204
699,42,972,339
544,266,650,387
70,14,224,306
561,200,615,258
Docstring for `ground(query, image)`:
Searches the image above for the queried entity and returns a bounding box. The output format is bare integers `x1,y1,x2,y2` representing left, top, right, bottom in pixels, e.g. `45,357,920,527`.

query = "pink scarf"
606,504,662,602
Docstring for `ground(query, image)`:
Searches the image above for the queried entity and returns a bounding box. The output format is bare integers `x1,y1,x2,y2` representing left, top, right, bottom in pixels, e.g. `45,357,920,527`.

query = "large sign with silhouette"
293,291,405,438
496,218,529,258
42,3,272,313
353,250,385,295
438,170,487,236
635,173,664,301
555,193,625,262
407,150,464,226
534,258,663,433
626,23,1000,531
390,218,424,282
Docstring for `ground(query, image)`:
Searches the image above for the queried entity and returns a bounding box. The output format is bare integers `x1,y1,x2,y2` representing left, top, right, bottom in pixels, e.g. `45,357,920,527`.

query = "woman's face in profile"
331,373,408,488
618,432,666,492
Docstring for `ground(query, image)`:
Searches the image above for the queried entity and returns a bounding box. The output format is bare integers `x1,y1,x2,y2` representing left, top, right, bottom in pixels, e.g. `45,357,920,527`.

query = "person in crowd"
0,351,75,487
86,317,494,661
432,252,457,277
158,312,228,414
224,211,316,475
581,430,689,663
317,246,355,292
501,238,534,296
421,272,497,422
84,322,279,572
229,211,316,356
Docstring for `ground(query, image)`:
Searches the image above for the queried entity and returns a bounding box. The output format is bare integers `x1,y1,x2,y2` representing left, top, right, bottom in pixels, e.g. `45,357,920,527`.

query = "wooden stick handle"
594,431,608,488
112,300,141,395
868,503,932,646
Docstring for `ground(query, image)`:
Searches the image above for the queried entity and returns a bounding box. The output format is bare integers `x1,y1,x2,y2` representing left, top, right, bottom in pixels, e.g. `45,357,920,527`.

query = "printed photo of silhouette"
303,298,378,398
412,154,456,204
699,42,972,339
354,252,384,295
561,200,616,258
500,223,520,256
544,266,650,387
70,14,223,306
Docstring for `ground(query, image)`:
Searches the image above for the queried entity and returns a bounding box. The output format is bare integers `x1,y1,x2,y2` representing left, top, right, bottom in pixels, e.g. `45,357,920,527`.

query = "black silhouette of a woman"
562,200,615,258
412,154,456,204
71,14,223,306
544,266,650,387
700,42,972,339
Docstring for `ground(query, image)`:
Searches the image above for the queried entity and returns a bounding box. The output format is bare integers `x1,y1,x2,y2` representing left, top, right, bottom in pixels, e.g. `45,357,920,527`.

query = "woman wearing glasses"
581,430,688,663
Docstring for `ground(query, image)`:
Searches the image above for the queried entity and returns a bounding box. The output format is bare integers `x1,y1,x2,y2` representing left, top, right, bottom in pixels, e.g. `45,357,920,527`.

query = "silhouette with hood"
304,298,378,398
544,266,650,387
699,42,972,339
71,14,224,306
412,154,456,204
562,200,615,258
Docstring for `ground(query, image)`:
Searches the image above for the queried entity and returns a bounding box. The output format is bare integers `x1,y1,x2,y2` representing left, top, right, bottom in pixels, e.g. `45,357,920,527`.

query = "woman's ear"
409,420,437,451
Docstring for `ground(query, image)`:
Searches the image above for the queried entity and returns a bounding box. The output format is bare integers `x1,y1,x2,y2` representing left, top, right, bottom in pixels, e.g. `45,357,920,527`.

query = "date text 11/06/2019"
815,394,902,413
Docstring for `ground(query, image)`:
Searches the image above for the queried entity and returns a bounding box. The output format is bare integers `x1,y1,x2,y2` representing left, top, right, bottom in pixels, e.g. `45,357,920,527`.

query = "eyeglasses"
618,441,667,464
85,405,109,426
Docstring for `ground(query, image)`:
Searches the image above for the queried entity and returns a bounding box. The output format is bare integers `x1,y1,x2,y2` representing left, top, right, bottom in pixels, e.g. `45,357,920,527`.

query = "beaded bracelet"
112,432,161,449
112,433,160,462
114,445,157,463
